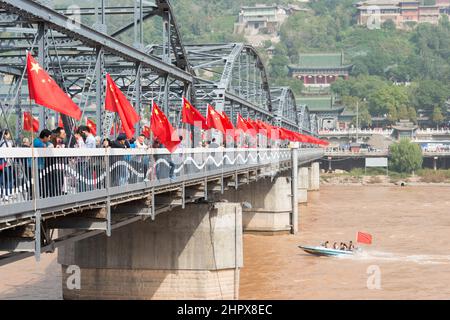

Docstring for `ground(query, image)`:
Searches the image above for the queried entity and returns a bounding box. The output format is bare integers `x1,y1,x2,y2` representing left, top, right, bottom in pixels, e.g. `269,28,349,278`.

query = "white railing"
417,128,450,135
319,129,393,136
0,147,323,216
319,128,450,136
324,148,388,156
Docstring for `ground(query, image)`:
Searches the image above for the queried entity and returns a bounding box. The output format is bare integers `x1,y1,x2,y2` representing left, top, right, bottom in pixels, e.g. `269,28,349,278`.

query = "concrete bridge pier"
58,202,243,300
297,167,309,204
222,174,295,235
309,162,320,191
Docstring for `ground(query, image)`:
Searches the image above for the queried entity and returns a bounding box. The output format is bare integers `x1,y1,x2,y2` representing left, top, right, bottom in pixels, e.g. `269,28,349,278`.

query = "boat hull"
299,245,354,256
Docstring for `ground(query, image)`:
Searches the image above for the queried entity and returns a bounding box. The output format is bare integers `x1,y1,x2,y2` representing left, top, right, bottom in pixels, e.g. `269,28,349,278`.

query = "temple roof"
288,52,353,71
355,0,401,6
297,96,344,113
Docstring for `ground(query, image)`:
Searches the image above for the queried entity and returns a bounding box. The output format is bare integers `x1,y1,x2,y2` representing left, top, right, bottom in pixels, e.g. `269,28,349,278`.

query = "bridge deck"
0,147,323,265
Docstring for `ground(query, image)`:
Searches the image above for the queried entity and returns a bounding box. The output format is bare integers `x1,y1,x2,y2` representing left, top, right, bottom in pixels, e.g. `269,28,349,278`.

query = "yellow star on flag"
30,61,42,74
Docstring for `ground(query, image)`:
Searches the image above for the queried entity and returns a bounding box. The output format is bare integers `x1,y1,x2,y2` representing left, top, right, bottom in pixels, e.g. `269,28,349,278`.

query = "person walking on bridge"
0,129,14,202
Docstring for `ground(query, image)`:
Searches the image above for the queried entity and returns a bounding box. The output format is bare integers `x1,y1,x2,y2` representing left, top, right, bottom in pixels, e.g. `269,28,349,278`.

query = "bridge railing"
324,148,388,156
417,128,450,135
0,147,322,218
319,129,393,136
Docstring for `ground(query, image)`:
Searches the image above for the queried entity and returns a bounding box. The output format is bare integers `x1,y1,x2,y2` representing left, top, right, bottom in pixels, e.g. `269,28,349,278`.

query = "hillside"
52,0,450,125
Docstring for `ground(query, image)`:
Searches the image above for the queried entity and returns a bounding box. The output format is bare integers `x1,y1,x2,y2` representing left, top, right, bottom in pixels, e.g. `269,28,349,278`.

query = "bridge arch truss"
0,0,316,139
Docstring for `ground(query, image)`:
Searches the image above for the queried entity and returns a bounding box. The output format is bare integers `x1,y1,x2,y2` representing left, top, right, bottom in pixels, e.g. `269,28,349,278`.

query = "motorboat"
298,245,356,257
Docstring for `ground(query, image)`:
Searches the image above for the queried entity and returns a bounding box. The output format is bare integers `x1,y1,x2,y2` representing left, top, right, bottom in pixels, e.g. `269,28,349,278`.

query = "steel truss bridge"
0,147,323,266
0,0,321,266
0,0,316,138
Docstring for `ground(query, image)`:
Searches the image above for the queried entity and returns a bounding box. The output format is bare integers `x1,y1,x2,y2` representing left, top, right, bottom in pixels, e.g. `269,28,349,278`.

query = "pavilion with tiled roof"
288,52,353,86
297,96,345,130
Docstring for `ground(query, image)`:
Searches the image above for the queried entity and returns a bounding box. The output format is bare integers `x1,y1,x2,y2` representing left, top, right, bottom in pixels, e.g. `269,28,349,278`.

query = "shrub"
389,138,423,173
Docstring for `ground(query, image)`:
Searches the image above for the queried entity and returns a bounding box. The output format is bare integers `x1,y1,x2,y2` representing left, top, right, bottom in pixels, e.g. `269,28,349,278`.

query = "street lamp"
356,98,366,143
356,100,359,143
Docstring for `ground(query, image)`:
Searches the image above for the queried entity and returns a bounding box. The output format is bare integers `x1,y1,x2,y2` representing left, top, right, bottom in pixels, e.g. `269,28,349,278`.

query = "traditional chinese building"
288,52,353,87
297,96,345,130
391,119,418,140
356,0,450,29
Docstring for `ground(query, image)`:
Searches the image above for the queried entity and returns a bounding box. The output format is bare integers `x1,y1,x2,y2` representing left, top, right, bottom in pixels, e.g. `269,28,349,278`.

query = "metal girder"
185,43,273,122
0,0,316,138
0,0,194,83
270,87,299,130
297,104,312,134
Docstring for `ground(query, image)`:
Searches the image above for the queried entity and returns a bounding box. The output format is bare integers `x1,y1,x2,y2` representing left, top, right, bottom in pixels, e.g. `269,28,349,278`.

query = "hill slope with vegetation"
54,0,450,125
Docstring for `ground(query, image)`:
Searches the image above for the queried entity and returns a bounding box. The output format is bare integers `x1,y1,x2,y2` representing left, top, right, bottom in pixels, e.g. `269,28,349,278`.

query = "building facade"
234,4,307,36
356,0,450,29
288,52,353,87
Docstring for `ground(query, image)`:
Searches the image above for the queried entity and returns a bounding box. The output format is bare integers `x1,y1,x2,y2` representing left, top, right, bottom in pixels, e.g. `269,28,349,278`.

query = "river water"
1,185,450,299
240,185,450,299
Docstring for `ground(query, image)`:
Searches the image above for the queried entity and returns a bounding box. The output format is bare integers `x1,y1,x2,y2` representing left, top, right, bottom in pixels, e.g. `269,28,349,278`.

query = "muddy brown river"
1,185,450,299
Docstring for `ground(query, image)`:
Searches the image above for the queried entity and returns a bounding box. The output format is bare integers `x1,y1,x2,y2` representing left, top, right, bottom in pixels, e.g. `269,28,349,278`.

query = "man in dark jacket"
110,134,129,186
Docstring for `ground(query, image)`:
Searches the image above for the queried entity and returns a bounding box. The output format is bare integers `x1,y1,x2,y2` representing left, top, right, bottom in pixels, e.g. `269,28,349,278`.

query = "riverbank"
321,168,450,186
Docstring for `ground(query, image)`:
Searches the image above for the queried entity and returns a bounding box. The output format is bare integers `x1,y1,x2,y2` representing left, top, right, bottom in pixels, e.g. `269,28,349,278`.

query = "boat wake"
339,250,450,265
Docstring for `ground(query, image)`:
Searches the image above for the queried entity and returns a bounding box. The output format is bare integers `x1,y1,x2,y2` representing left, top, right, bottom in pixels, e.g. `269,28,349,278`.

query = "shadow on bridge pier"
59,202,242,300
0,147,323,299
54,161,321,300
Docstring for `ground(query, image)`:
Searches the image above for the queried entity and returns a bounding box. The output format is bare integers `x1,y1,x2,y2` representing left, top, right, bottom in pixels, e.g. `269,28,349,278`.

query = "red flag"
151,102,180,153
182,97,208,130
23,112,39,133
206,104,226,133
218,111,235,138
260,121,279,140
26,53,82,120
357,232,372,245
236,113,249,132
249,119,265,134
86,118,97,136
142,125,151,139
254,120,269,137
109,122,119,136
235,113,249,140
278,127,295,141
105,73,140,139
243,117,257,137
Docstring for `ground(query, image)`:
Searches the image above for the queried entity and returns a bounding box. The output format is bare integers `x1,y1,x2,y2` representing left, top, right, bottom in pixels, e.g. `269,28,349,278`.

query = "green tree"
369,85,409,122
408,106,417,123
397,104,409,120
382,19,396,31
352,105,372,127
389,139,423,173
409,80,450,113
341,96,372,127
432,106,445,128
269,55,290,78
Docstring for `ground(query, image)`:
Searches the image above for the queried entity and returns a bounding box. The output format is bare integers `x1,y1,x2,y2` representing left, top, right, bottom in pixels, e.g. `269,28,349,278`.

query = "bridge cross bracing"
0,0,322,266
0,0,316,138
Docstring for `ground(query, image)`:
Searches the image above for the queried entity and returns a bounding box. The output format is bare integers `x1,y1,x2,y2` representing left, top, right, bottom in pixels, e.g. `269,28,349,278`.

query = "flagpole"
29,96,38,214
150,99,154,145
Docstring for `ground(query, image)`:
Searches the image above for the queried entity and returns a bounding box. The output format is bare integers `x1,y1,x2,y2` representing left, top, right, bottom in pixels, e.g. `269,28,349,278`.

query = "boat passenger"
321,241,329,248
348,241,355,251
340,242,348,250
333,242,338,249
